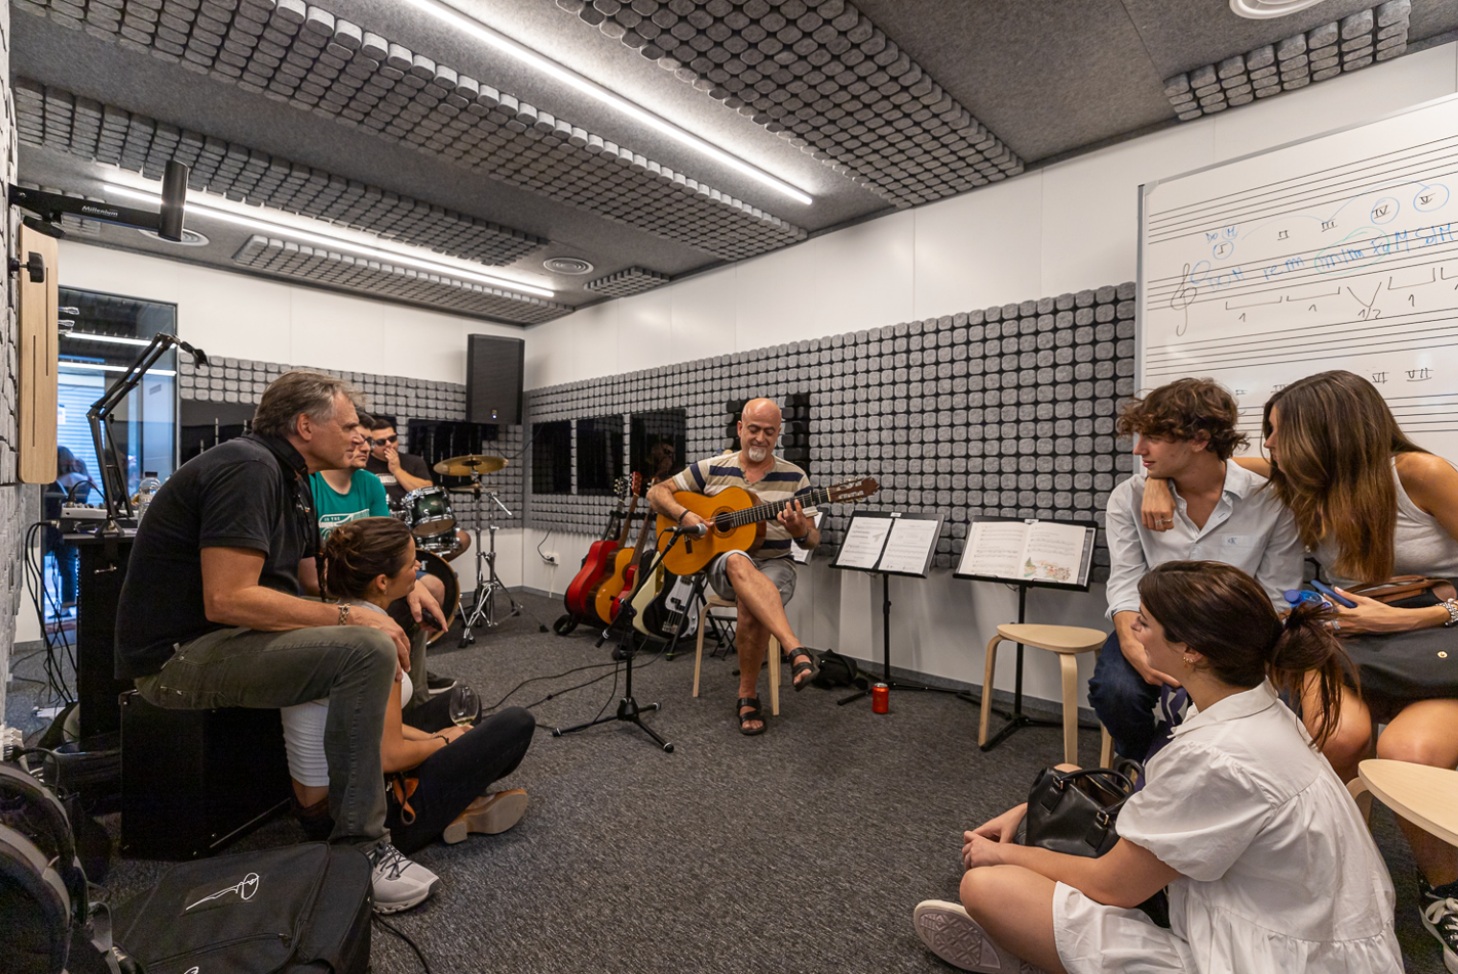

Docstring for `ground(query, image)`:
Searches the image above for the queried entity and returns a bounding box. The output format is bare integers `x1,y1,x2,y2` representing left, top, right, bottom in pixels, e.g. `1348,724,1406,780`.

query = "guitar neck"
717,485,837,530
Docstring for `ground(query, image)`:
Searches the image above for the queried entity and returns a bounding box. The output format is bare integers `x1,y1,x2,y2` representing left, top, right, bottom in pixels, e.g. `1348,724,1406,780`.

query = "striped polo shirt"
669,453,811,560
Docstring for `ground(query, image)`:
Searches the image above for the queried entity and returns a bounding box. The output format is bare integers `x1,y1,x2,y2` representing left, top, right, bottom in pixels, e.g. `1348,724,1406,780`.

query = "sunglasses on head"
372,435,398,445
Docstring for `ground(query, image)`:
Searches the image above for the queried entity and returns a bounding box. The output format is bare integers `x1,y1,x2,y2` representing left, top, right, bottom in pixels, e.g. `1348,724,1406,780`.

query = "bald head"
737,398,782,466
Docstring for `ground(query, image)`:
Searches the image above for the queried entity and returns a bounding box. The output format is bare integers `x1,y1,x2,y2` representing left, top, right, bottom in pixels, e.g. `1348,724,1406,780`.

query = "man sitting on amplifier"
116,370,448,914
366,416,471,562
646,398,823,737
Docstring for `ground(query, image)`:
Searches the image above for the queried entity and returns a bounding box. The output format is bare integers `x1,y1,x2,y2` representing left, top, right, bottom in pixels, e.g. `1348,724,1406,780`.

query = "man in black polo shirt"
117,369,445,914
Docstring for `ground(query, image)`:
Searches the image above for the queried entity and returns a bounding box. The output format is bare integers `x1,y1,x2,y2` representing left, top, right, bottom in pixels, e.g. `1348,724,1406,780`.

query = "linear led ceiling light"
103,182,557,299
399,0,815,206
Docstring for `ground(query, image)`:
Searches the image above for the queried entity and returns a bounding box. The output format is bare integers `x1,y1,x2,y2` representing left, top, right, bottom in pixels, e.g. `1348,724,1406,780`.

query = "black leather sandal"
736,696,766,736
786,647,818,692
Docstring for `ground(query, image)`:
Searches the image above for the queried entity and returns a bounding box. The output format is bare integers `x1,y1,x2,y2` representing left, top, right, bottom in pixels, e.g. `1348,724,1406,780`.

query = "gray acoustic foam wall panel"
232,235,571,325
1164,1,1409,120
558,0,1024,208
526,282,1137,583
585,266,671,297
14,0,809,261
14,79,546,266
178,355,525,531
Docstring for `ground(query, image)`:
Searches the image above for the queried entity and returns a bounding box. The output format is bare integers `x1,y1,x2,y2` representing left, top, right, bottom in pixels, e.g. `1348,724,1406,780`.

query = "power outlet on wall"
542,552,559,565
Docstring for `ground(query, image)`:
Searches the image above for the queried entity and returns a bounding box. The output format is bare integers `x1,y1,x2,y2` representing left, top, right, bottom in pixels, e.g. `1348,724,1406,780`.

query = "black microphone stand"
552,524,698,752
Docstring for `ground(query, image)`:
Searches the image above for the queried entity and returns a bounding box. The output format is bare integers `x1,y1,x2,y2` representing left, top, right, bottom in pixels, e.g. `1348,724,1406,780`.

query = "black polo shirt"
115,434,316,679
365,452,433,505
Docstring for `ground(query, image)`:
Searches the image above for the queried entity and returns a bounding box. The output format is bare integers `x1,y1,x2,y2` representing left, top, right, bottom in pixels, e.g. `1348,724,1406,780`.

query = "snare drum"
416,550,461,646
402,486,455,537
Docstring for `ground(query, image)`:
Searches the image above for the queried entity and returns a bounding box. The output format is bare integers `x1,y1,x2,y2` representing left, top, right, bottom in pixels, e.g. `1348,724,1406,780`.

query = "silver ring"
1333,620,1342,632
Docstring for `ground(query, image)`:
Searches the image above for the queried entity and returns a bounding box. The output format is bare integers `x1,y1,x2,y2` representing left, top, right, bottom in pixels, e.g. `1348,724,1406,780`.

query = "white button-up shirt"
1104,462,1303,618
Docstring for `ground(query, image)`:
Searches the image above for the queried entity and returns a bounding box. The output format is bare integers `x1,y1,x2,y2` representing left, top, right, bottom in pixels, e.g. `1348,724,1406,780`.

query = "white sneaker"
367,841,433,914
912,899,1048,973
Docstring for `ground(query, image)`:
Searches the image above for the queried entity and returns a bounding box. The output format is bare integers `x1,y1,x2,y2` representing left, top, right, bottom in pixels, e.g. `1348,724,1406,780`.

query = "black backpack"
811,650,868,690
0,762,91,974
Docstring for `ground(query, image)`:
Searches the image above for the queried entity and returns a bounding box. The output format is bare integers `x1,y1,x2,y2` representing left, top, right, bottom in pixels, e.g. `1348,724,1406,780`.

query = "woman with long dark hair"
282,518,535,877
913,562,1400,974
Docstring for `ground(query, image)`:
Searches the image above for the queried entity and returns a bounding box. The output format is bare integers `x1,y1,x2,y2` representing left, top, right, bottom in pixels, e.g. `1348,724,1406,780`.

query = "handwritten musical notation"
1141,110,1458,456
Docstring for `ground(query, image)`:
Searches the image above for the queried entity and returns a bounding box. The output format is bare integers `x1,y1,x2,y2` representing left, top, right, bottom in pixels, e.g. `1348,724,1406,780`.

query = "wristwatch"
1443,598,1458,628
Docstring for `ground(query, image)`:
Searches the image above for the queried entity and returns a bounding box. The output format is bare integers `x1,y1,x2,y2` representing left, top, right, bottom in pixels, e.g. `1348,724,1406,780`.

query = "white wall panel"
913,175,1044,321
524,317,577,390
810,209,916,334
615,287,674,373
566,302,620,381
734,236,822,351
668,266,738,364
288,286,389,373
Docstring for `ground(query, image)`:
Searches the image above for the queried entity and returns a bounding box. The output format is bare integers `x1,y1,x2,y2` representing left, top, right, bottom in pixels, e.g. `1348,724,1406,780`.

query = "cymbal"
434,454,508,477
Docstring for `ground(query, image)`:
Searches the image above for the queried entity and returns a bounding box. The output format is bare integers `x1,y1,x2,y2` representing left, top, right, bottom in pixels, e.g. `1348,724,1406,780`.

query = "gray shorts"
707,551,797,606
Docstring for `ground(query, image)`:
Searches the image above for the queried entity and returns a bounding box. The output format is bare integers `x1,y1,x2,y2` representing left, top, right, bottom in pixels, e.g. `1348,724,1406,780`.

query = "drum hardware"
458,476,548,644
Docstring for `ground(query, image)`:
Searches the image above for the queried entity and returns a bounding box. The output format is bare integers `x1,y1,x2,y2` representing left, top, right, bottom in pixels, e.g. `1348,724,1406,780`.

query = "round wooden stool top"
994,623,1106,655
1357,759,1458,847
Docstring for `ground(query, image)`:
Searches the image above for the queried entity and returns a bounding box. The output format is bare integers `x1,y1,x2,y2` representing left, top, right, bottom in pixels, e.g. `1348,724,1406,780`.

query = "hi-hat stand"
459,485,547,646
552,526,692,752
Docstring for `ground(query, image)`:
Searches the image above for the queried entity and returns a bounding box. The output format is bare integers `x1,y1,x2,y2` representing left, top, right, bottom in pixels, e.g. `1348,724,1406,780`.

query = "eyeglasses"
371,435,398,446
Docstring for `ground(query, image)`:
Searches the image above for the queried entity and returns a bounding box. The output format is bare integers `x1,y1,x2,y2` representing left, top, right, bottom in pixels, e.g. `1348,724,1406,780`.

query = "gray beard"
745,445,769,464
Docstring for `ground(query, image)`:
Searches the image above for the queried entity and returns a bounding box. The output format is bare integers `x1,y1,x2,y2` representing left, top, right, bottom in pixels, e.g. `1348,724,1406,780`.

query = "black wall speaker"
465,334,524,425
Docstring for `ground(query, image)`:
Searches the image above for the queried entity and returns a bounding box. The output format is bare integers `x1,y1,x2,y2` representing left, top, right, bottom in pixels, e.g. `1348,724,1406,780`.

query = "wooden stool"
978,623,1105,766
1347,759,1458,845
693,595,781,716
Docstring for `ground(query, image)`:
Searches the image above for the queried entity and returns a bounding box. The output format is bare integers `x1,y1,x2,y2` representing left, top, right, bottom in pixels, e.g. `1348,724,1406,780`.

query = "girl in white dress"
914,560,1402,974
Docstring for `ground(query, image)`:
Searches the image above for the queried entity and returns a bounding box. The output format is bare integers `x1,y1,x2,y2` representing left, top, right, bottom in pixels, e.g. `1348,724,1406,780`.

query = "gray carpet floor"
5,592,1446,973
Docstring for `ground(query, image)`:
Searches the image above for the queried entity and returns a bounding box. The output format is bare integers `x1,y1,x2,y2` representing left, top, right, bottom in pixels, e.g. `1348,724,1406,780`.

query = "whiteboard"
1139,92,1458,460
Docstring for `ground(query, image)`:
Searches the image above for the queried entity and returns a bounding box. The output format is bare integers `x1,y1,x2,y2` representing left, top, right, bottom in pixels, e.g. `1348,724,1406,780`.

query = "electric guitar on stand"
655,477,879,576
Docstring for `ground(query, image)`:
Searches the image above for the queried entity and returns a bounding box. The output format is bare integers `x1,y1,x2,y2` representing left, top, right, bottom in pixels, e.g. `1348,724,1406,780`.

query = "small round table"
1349,759,1458,845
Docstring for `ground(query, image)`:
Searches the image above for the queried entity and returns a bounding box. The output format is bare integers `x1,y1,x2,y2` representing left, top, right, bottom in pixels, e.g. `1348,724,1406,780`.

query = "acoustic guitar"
594,475,649,624
654,477,879,576
562,477,631,621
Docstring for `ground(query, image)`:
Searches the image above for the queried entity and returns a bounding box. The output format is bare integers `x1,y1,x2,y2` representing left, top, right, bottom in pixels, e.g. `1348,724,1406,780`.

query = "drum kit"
388,453,546,645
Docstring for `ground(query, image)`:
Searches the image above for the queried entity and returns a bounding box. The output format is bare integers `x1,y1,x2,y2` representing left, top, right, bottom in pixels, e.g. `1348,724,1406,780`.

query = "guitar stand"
460,487,548,647
552,529,688,753
837,573,986,709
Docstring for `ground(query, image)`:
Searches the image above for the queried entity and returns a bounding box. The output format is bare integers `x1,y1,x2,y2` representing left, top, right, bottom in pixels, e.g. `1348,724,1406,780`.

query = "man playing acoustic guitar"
647,398,822,736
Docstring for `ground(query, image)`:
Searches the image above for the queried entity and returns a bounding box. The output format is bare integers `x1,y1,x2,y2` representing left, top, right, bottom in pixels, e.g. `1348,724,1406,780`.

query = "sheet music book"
788,510,824,565
831,511,942,578
954,516,1096,591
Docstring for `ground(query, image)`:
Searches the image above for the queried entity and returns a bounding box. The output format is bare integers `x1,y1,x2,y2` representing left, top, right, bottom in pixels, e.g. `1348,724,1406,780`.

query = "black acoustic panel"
466,334,525,426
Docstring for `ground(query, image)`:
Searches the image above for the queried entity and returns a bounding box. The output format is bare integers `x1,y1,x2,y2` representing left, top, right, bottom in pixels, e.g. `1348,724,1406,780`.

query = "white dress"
1052,682,1402,974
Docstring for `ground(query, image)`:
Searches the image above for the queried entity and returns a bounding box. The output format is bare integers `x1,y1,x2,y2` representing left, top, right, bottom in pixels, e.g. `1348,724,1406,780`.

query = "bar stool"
978,623,1106,765
692,595,781,716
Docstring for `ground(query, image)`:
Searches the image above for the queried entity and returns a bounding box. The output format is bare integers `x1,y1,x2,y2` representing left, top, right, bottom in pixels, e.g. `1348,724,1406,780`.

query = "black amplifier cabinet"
120,691,290,859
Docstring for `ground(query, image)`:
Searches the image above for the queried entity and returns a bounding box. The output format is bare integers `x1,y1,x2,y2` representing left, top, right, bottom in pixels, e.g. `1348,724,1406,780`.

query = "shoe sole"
442,790,528,843
372,885,431,914
1420,910,1458,974
913,900,1036,973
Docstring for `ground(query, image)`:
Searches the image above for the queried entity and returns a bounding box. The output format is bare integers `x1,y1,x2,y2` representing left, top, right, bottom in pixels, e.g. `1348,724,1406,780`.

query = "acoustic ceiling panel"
14,0,809,261
584,265,670,297
15,79,547,266
231,234,572,324
558,0,1024,208
1164,0,1409,120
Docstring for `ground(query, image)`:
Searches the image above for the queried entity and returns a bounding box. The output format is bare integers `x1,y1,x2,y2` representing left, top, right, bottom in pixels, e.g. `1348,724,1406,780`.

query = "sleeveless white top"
1314,457,1458,587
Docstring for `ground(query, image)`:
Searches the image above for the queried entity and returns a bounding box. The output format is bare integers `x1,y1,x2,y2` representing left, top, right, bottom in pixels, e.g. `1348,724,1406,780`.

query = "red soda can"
871,682,889,714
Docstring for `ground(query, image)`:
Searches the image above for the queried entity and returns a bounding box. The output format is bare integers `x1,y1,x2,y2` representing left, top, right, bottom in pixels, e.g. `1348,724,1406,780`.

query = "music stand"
954,516,1098,752
830,511,963,706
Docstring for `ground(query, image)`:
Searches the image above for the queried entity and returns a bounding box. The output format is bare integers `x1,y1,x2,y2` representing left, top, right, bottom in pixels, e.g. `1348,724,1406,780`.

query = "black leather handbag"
1023,767,1132,857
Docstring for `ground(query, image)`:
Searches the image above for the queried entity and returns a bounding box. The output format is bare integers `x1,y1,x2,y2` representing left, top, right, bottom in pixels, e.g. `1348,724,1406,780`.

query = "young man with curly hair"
1091,377,1304,760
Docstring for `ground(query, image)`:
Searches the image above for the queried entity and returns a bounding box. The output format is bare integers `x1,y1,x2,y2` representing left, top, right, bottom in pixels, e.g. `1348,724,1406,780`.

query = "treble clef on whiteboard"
1171,262,1199,336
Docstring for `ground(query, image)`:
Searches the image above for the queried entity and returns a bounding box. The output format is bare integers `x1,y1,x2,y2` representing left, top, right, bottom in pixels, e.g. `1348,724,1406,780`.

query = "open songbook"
954,517,1096,591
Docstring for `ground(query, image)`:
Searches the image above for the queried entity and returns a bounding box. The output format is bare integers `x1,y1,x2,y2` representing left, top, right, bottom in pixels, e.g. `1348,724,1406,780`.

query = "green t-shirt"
310,470,390,539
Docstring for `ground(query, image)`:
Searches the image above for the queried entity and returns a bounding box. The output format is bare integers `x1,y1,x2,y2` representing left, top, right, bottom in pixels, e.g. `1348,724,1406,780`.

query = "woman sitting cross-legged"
913,561,1401,974
282,518,536,883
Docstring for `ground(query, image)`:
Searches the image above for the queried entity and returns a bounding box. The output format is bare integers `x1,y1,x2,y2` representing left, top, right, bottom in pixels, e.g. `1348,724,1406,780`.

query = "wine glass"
448,684,478,728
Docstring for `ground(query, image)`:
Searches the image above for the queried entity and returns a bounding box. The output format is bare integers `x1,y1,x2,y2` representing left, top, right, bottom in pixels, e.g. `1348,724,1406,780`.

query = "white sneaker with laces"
1420,877,1458,974
367,841,433,914
912,899,1048,974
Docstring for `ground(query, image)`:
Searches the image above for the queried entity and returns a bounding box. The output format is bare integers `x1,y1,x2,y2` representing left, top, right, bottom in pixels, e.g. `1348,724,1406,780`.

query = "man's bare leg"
723,555,802,652
735,607,770,733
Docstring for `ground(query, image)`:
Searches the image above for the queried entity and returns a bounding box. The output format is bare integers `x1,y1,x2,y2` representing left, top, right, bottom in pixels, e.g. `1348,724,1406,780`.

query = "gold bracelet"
337,603,350,626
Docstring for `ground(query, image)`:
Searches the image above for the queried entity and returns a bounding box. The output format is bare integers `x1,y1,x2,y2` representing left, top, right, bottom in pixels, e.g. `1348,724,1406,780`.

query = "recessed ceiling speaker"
466,334,525,425
1229,0,1329,18
543,256,594,275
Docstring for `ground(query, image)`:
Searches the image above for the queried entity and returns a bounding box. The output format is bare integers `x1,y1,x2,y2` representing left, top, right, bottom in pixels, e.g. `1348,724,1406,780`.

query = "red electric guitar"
562,477,631,623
